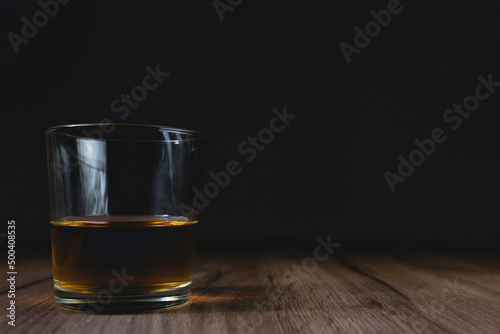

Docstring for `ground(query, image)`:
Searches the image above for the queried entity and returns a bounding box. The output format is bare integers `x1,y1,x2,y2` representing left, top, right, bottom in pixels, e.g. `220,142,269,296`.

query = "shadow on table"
175,286,269,313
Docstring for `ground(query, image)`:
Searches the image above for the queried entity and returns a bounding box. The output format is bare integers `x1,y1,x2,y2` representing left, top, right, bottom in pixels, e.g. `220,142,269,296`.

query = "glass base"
54,284,191,314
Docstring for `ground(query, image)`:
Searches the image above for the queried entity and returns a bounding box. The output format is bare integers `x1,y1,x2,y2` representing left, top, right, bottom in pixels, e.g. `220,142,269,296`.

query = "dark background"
1,0,500,244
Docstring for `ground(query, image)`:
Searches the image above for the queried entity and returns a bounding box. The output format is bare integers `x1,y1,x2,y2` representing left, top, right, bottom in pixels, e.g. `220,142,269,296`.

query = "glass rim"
46,123,207,142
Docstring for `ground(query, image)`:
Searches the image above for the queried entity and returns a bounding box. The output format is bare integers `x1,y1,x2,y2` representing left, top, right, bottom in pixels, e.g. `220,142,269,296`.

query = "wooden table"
2,241,500,334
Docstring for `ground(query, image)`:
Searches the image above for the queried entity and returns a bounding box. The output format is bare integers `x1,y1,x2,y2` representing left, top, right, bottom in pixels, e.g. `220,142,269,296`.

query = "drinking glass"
46,123,206,313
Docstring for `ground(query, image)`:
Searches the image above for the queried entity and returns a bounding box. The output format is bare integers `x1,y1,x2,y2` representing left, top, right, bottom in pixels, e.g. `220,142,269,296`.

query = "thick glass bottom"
54,283,191,314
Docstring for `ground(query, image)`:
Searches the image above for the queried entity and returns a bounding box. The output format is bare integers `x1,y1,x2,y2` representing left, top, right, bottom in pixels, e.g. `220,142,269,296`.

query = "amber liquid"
51,216,197,295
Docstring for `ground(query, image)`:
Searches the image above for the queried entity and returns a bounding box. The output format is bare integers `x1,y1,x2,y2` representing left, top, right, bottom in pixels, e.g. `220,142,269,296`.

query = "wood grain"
1,244,499,334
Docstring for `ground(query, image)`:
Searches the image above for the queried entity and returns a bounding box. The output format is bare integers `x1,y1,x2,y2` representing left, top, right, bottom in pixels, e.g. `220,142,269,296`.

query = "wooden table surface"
1,242,500,334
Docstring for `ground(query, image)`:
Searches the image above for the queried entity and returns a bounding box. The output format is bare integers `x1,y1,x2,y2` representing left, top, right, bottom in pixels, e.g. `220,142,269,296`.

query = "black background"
1,0,500,244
